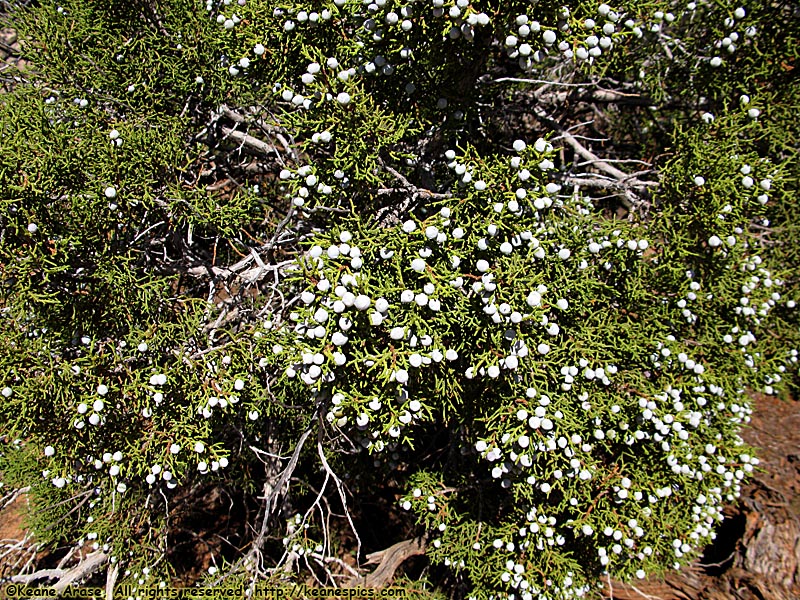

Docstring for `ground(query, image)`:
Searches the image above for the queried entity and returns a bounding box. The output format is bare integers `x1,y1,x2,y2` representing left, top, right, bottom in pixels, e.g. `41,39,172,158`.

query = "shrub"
1,1,798,598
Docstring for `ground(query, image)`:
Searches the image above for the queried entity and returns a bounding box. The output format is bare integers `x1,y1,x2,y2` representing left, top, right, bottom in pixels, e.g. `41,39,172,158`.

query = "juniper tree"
0,1,798,598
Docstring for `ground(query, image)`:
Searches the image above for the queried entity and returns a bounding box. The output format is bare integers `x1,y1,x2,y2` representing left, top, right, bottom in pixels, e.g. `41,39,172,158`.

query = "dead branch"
493,77,591,87
346,537,427,588
1,486,30,510
373,159,452,226
538,88,653,106
217,105,297,162
531,106,658,208
220,126,281,157
380,162,451,200
186,258,295,284
243,425,316,572
547,122,629,181
105,563,119,600
564,175,659,190
309,551,361,579
11,551,108,592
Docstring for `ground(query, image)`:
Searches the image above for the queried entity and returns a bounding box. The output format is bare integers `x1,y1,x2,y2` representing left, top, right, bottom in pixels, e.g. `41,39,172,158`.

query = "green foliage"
0,0,798,598
259,133,775,596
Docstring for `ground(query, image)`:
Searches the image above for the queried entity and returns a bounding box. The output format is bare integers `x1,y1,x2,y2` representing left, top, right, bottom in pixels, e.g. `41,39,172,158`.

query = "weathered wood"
346,537,427,589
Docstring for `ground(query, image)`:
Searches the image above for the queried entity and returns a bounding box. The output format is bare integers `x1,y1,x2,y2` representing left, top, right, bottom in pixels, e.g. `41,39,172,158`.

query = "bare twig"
317,439,362,564
244,425,316,570
309,552,361,579
381,162,452,200
492,77,592,87
1,486,29,510
373,159,451,226
697,548,737,569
